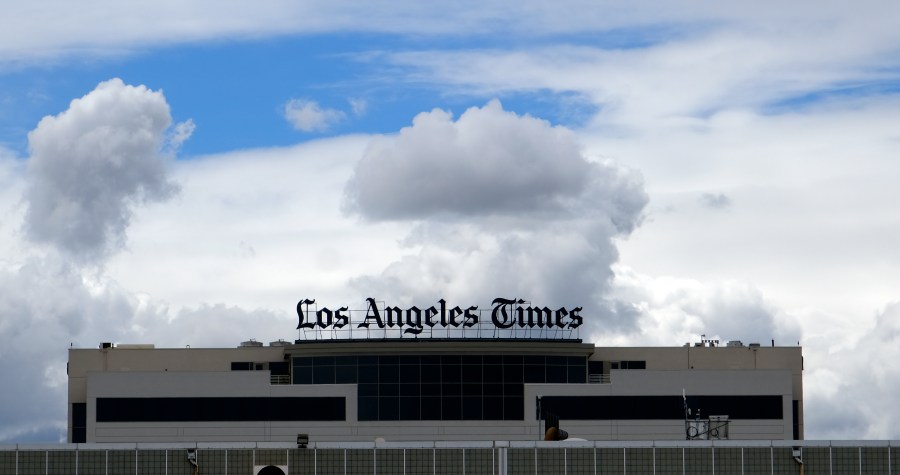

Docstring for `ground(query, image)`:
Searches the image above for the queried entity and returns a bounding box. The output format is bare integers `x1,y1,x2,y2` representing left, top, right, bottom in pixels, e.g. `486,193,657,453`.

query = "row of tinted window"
292,355,587,385
539,395,783,420
358,395,523,421
96,397,345,422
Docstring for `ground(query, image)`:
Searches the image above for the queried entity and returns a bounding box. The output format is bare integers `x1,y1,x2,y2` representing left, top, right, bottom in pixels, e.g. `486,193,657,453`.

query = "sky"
1,0,899,442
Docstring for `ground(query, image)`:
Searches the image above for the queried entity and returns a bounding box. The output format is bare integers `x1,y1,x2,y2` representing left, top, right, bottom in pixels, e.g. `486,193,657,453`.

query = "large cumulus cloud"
23,78,181,262
344,101,647,330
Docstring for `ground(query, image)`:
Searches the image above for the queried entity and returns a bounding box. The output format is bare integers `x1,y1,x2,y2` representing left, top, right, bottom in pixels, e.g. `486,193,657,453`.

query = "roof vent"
240,339,263,348
269,339,289,347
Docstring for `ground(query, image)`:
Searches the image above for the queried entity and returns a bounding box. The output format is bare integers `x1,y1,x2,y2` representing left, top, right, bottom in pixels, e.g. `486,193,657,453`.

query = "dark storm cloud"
23,79,180,262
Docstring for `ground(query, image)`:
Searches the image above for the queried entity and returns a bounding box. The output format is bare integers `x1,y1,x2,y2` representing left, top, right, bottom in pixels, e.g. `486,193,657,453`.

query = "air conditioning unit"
253,465,288,475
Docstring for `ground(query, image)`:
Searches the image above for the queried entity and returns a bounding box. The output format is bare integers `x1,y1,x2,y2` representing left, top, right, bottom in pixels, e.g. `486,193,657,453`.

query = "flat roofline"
292,337,583,344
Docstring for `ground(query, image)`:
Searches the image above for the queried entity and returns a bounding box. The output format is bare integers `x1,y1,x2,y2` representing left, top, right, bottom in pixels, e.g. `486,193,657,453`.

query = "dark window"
400,397,421,420
379,397,399,421
270,362,289,376
313,365,335,384
793,400,800,440
421,397,441,420
72,403,86,443
292,366,312,385
622,360,646,370
97,397,345,422
231,362,251,371
539,395,783,420
359,397,378,421
335,365,357,384
546,365,567,384
442,396,461,420
524,364,545,383
567,365,586,383
588,360,604,375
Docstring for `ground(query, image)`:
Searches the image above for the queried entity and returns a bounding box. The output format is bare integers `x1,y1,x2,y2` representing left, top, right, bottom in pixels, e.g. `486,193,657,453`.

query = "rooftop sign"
296,297,582,341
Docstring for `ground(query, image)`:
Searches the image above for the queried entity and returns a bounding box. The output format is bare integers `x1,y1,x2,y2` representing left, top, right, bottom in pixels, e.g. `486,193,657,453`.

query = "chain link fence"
0,441,896,474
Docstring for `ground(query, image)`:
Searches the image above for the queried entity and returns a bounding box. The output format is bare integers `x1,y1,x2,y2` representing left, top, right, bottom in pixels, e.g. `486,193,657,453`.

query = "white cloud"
349,98,368,117
345,101,647,330
284,99,346,132
167,119,195,151
23,78,179,262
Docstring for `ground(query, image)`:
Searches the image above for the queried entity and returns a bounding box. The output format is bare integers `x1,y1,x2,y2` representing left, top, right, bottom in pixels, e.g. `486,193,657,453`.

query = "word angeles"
297,298,583,335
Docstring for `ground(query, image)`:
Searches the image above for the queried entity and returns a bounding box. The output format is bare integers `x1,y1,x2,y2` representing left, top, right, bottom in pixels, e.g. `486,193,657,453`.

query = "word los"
296,298,583,335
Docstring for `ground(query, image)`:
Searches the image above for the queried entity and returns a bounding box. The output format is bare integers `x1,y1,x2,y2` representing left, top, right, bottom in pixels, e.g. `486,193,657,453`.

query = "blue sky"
2,0,900,443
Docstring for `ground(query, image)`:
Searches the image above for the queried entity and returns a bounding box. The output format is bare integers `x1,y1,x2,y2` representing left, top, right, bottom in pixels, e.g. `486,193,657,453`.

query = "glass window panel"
461,355,482,365
504,383,524,396
379,397,400,420
442,383,461,396
442,364,461,383
335,356,357,366
504,396,524,420
399,355,420,365
504,364,523,383
483,364,503,382
336,365,357,384
358,365,378,383
421,383,442,396
421,355,441,365
421,397,442,420
462,397,483,420
461,364,482,383
524,364,545,383
358,397,378,421
313,365,335,384
313,356,335,366
442,396,462,420
484,383,504,396
379,355,399,365
399,397,421,421
400,383,421,397
358,355,378,365
525,355,545,365
547,356,567,365
400,364,420,383
358,383,378,397
293,357,313,367
483,355,502,364
546,365,567,384
380,363,400,383
483,397,503,420
292,366,312,384
421,365,441,383
462,383,482,397
567,365,586,383
503,355,523,365
379,383,399,397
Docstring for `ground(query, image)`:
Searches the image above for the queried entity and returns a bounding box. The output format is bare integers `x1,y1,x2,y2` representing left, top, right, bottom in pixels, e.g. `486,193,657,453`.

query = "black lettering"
491,298,517,329
317,307,333,328
463,306,478,327
526,307,553,328
568,307,583,329
296,299,316,329
358,298,385,328
554,307,568,328
425,306,438,327
334,307,349,328
405,307,423,334
449,306,463,327
384,306,403,327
